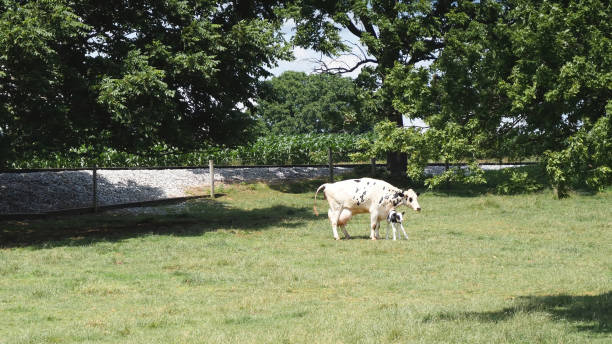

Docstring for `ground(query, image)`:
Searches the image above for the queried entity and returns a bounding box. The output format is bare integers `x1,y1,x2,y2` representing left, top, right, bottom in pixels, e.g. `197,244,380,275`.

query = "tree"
288,0,457,176
255,71,374,134
0,0,291,167
408,0,611,154
384,0,611,192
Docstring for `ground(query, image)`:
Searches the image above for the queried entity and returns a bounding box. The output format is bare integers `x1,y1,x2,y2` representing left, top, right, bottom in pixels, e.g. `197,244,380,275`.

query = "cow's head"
402,189,421,212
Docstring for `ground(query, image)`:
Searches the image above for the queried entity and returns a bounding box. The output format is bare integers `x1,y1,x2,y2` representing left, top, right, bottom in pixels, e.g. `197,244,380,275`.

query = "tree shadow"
268,178,328,194
423,292,611,334
268,167,419,195
0,198,314,249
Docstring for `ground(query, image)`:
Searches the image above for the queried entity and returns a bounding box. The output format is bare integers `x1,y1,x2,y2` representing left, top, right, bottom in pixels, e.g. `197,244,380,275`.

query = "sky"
268,21,374,78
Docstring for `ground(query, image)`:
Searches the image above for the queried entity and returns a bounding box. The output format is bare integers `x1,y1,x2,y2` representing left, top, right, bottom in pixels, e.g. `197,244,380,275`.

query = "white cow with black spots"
313,178,421,240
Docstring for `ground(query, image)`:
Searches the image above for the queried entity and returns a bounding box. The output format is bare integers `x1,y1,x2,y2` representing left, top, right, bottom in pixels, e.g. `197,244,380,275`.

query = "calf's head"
401,189,421,212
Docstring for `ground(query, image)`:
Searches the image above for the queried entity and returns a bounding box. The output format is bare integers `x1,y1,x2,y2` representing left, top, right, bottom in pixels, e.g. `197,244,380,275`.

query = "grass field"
1,177,611,343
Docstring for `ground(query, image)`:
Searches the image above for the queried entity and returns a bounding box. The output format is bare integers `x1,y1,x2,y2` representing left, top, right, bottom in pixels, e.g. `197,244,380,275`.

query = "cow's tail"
313,184,327,216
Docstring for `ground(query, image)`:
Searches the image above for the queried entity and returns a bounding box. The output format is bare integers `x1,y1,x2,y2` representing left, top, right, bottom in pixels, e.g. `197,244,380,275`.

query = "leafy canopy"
255,71,375,135
0,0,292,166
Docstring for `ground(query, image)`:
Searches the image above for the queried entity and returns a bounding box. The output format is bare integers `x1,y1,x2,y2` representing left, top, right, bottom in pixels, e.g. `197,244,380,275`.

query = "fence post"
209,160,215,198
371,157,376,177
92,165,98,213
328,147,334,183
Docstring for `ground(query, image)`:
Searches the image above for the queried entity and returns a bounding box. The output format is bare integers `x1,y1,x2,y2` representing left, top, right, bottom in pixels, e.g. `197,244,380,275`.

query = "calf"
314,178,421,240
385,209,408,240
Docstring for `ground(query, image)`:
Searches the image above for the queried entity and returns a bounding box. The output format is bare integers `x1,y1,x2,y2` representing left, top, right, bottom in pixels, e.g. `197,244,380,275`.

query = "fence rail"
0,161,536,174
1,161,537,220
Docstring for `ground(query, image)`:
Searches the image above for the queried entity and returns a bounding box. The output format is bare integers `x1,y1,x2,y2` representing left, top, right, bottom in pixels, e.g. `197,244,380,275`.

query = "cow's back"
324,178,396,212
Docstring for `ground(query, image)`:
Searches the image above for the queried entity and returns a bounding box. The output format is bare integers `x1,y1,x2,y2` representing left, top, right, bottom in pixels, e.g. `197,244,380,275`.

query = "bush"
495,167,544,195
544,111,612,198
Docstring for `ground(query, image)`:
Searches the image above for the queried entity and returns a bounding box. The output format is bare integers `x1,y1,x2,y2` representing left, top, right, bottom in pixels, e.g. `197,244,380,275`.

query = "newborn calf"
385,209,409,240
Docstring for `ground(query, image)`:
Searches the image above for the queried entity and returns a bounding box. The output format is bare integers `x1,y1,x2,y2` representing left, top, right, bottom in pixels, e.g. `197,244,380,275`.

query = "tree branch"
344,17,364,38
359,15,377,39
311,56,378,75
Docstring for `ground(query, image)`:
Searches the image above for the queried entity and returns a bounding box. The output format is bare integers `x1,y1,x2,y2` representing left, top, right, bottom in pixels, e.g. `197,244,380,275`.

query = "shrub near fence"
8,133,373,169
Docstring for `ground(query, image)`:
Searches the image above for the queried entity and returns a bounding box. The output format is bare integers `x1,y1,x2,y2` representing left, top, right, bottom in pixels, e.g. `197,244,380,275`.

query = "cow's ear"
416,192,420,196
401,212,405,215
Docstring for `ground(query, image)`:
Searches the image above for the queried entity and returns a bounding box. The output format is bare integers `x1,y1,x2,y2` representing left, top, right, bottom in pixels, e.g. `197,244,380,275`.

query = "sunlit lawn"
1,179,610,343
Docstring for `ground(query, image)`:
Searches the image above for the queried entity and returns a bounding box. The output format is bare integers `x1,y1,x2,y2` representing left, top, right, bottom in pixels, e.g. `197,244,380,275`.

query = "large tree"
368,0,611,192
288,0,457,175
393,0,611,155
255,71,374,134
0,0,291,167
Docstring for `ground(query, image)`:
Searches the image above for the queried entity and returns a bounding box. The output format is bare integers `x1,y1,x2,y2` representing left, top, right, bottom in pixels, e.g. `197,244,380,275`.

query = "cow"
313,177,421,240
385,209,408,241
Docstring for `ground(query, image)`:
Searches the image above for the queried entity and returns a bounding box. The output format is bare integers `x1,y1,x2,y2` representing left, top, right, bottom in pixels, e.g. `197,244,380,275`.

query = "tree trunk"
386,109,407,178
387,151,407,178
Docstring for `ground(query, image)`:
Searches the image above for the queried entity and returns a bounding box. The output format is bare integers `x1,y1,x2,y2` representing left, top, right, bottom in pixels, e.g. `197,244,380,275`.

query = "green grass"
1,180,611,343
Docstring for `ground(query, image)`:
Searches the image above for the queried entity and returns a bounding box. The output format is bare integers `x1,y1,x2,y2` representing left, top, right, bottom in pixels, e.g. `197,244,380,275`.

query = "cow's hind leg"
370,214,380,240
327,208,341,240
338,208,352,239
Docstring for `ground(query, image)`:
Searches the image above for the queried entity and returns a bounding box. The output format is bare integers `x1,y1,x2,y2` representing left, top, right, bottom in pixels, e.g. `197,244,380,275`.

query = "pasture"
1,179,610,343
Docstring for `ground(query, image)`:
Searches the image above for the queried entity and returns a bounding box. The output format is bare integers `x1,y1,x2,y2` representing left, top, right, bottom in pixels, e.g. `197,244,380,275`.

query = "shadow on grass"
267,166,547,198
423,292,611,334
267,170,422,195
269,178,329,194
0,198,314,249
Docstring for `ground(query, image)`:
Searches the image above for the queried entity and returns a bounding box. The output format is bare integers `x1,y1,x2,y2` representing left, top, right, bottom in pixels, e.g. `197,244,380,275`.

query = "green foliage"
544,111,612,198
97,50,177,149
288,0,460,175
255,71,375,134
352,120,487,189
495,167,544,195
0,0,291,166
368,0,611,191
0,0,91,163
7,133,371,168
501,0,611,138
426,162,487,190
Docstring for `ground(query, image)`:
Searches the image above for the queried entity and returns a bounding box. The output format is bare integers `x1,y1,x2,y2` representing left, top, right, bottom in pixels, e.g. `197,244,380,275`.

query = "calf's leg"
399,223,409,240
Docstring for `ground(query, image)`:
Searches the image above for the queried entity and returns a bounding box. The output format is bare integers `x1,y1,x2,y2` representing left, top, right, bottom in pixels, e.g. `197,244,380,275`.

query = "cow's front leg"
340,225,351,239
374,222,380,239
